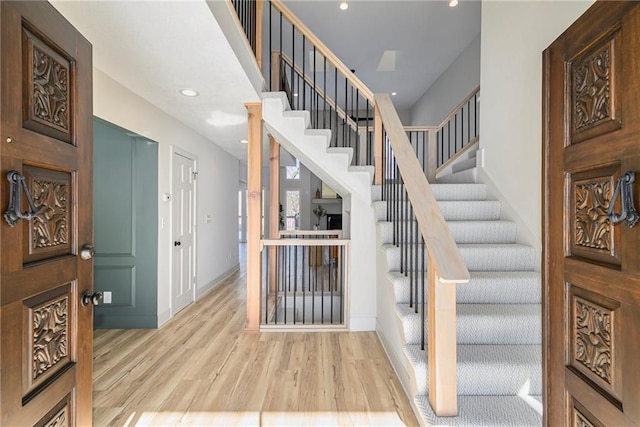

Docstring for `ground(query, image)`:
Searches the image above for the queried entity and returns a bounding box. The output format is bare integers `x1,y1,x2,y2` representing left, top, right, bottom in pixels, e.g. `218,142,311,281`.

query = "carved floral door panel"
1,2,93,426
544,2,640,426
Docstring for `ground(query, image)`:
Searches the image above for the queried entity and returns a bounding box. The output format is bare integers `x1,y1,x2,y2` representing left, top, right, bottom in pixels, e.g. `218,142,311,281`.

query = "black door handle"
174,241,181,247
608,171,638,228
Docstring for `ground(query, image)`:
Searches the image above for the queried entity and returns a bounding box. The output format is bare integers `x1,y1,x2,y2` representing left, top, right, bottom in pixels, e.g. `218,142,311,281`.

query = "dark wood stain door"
1,2,93,425
544,2,640,426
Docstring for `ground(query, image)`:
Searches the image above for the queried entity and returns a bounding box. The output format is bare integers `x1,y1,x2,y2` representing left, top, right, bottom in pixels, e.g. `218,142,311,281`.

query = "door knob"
81,291,103,306
80,244,95,260
174,241,181,247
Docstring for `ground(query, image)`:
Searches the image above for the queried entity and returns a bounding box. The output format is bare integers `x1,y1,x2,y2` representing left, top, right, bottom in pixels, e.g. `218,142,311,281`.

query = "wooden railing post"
268,135,279,294
374,104,383,185
427,252,458,416
271,51,281,92
255,0,263,69
427,128,437,182
245,102,263,332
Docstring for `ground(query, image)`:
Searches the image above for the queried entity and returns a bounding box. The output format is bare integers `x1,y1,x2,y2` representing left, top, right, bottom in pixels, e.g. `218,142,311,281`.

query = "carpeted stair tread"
415,395,542,426
396,303,541,345
377,220,517,244
383,243,536,272
388,271,541,304
404,344,542,396
373,199,502,221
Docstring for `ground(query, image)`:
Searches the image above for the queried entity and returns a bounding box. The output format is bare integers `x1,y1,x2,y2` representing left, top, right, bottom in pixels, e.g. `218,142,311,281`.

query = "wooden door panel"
569,27,622,145
1,2,92,426
545,2,640,426
22,165,74,264
21,23,75,144
568,165,621,265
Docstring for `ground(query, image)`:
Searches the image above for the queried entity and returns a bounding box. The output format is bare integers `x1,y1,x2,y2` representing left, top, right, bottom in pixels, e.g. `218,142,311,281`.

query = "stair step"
459,244,536,271
377,220,517,245
429,183,486,200
383,243,536,272
389,271,541,304
404,344,542,396
452,157,478,174
437,168,477,184
396,303,541,345
373,200,502,222
415,395,542,426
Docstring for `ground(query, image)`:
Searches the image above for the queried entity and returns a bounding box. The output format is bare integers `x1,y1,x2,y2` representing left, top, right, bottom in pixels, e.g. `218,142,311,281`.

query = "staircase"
374,179,543,426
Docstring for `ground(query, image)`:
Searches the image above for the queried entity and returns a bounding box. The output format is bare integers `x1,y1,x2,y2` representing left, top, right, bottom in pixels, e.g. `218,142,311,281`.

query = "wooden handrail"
436,85,480,129
435,136,479,176
375,94,469,283
277,51,360,132
279,230,343,237
376,92,467,416
269,0,374,102
261,238,350,247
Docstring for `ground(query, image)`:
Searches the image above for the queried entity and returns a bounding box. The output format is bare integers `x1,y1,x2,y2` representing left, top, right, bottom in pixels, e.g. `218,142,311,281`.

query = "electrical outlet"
103,291,112,304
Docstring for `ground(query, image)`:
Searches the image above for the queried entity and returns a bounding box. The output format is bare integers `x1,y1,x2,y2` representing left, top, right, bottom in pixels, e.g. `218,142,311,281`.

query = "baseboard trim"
196,263,240,299
349,316,376,331
94,314,157,329
157,309,171,328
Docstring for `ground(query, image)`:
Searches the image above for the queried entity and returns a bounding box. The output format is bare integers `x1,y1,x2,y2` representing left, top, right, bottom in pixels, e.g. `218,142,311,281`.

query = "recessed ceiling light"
391,92,397,96
339,2,348,11
180,88,199,97
240,139,248,144
449,0,458,7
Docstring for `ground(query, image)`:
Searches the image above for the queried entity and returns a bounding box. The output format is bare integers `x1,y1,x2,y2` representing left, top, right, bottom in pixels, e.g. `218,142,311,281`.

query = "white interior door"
172,151,196,315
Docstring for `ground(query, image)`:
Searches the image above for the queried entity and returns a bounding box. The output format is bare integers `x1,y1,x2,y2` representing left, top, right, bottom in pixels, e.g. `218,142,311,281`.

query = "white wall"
479,1,594,246
93,69,240,326
411,34,481,126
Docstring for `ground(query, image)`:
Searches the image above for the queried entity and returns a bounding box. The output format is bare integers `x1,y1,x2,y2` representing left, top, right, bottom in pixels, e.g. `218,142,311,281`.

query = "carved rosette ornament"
574,298,612,384
32,179,68,248
33,297,68,380
44,407,68,427
575,410,595,427
32,45,69,131
574,45,611,131
574,178,613,251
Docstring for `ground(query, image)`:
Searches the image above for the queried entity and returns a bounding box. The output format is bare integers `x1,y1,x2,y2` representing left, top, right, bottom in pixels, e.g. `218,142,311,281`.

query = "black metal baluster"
293,244,298,324
421,237,426,349
330,244,334,324
302,245,306,324
265,245,269,324
334,68,339,147
323,56,327,129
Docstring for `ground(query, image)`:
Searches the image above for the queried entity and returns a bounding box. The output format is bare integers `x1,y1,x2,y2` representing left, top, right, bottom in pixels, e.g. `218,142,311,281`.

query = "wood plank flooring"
92,259,418,426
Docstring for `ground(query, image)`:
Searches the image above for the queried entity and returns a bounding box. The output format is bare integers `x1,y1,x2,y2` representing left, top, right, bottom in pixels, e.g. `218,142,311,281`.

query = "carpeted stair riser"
404,344,542,396
416,395,543,427
373,200,502,222
389,271,541,304
383,243,536,272
378,220,517,244
396,303,542,345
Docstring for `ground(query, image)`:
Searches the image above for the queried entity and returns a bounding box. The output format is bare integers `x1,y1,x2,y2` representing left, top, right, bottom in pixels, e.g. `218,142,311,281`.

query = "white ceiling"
51,0,480,162
283,0,481,110
51,0,261,161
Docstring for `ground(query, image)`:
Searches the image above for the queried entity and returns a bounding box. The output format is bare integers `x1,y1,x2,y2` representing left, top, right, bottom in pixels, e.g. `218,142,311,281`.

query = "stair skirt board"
375,182,542,426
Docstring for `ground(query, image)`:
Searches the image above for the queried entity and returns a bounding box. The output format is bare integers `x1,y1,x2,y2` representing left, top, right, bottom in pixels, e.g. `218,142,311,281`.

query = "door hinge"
192,171,198,180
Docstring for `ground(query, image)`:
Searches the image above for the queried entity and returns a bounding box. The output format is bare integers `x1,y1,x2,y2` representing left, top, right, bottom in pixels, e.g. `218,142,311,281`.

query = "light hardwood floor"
92,254,418,426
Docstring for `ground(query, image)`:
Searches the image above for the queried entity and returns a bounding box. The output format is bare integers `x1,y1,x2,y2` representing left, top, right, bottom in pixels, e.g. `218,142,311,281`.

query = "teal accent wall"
93,118,159,328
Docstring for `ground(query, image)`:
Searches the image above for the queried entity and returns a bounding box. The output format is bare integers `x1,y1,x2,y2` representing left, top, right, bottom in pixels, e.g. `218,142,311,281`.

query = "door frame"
170,146,198,317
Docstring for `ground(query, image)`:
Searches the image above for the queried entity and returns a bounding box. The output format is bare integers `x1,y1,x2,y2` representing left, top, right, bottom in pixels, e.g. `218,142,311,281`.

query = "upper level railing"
231,0,470,416
265,0,375,168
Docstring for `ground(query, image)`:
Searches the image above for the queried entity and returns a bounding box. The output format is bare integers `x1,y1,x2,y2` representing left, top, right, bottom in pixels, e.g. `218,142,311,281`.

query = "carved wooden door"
1,2,93,426
544,2,640,426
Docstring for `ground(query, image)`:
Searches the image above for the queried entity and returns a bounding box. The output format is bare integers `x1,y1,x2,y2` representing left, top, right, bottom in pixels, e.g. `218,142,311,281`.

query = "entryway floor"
92,257,417,426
